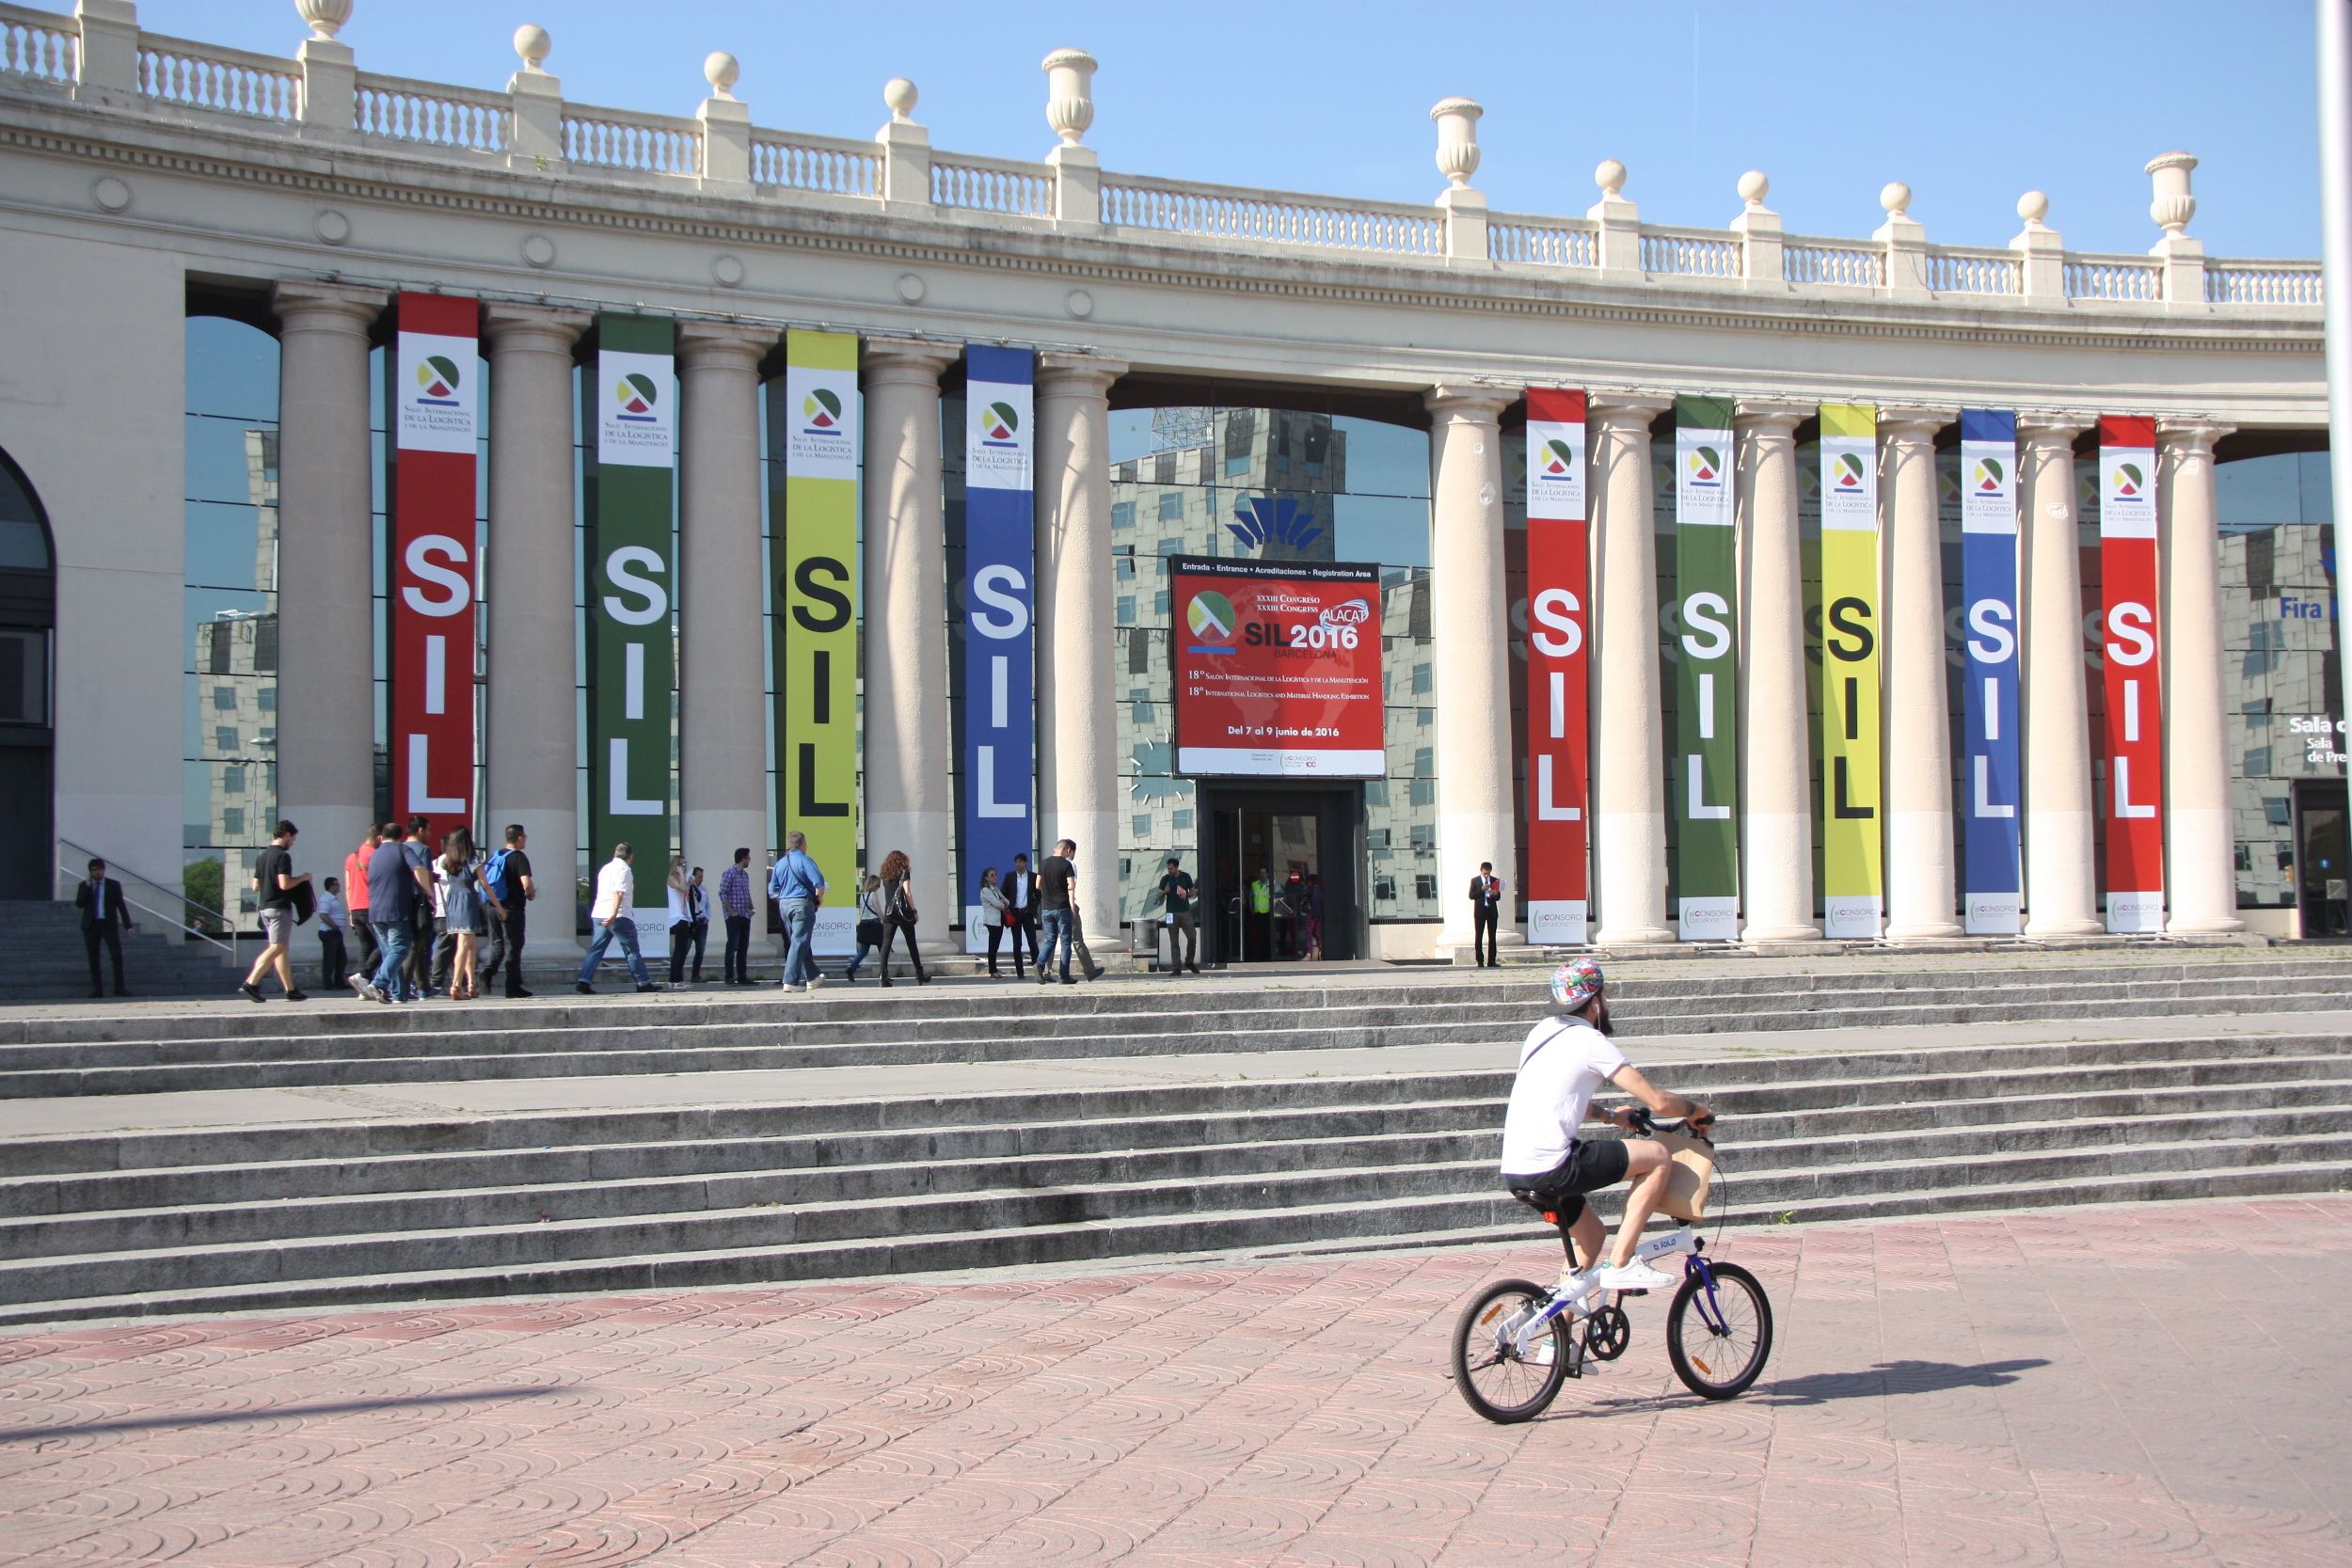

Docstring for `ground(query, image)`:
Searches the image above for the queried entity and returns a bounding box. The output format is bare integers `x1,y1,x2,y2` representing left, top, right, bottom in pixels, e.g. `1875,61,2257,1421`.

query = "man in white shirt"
315,877,348,991
575,843,658,994
1500,958,1711,1295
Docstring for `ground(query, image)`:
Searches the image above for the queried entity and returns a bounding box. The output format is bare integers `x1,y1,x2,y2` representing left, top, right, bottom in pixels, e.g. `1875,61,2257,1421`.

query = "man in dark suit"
1469,861,1504,968
1002,853,1041,977
75,857,134,998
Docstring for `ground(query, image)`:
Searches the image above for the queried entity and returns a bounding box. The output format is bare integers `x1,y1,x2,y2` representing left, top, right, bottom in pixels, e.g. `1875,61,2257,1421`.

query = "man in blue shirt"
768,831,827,992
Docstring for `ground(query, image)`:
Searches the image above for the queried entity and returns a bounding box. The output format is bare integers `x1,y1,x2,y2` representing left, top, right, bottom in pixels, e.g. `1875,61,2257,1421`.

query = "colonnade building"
0,2,2338,962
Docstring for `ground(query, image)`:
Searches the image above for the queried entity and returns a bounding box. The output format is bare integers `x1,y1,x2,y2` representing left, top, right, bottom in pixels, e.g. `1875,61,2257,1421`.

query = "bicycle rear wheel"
1452,1278,1570,1424
1665,1260,1772,1400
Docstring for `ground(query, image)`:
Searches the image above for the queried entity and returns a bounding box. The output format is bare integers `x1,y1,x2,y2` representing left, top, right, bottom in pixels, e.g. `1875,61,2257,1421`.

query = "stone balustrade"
0,0,2321,311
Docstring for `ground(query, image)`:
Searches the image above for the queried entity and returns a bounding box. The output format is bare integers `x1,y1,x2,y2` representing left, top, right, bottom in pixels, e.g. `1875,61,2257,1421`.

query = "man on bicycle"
1500,957,1712,1295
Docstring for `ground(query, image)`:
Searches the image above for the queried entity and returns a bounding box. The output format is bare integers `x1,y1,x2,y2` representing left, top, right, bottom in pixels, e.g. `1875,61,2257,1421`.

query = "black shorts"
1502,1138,1631,1228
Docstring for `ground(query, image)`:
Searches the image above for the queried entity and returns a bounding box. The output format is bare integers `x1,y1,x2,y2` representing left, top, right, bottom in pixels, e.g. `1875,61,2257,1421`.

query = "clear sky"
72,0,2323,259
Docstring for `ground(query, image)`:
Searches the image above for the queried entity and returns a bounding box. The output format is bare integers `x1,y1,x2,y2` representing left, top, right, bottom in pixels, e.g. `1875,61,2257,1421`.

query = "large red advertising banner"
2098,414,2164,932
1170,556,1383,777
389,292,480,825
1523,388,1590,945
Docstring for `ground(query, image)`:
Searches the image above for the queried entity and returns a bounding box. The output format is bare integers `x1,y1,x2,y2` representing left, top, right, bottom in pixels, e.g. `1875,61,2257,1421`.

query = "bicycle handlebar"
1624,1105,1715,1141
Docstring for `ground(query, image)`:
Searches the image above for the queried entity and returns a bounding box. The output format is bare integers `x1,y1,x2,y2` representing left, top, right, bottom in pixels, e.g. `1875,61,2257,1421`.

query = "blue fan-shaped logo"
1227,496,1324,555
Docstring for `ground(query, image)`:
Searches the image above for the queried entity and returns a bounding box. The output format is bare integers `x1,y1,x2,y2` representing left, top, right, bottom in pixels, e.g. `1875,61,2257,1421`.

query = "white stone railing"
355,72,506,153
135,33,298,122
2205,261,2324,307
932,152,1052,216
0,3,2322,314
1783,237,1886,288
1924,246,2022,296
1488,215,1597,268
751,130,881,198
0,9,72,84
561,105,700,176
1104,172,1443,256
1641,227,1740,279
2063,255,2163,303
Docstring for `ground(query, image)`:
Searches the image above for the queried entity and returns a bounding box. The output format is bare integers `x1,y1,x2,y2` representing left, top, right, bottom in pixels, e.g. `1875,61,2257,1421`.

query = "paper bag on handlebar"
1653,1130,1716,1223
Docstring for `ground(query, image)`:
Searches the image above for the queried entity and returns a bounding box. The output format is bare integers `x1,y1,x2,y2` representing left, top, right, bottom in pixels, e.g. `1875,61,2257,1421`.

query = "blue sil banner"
960,346,1036,950
1959,408,2023,934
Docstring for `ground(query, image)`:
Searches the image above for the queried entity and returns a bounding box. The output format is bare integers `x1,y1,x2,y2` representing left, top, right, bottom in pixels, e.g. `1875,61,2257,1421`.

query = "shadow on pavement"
0,1384,573,1442
1757,1357,2051,1405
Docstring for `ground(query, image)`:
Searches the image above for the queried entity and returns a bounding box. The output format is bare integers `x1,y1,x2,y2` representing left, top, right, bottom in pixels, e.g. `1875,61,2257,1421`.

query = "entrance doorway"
2294,779,2349,938
1197,784,1364,963
0,449,54,901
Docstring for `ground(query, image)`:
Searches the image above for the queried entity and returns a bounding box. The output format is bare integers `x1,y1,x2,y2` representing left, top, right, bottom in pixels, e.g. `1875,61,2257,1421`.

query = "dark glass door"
1198,784,1362,962
2295,780,2349,938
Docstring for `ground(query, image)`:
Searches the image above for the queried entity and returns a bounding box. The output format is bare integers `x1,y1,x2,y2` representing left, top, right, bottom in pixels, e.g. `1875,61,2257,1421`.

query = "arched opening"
0,448,56,899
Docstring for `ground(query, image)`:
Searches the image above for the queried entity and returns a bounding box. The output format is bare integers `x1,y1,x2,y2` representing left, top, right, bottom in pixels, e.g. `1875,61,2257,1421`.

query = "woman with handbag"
663,855,693,985
876,848,929,986
439,828,503,1001
842,876,885,983
977,866,1009,978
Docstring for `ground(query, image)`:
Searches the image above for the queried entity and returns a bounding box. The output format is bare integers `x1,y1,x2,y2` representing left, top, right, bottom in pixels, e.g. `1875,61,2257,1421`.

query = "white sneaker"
1596,1259,1677,1292
804,976,822,992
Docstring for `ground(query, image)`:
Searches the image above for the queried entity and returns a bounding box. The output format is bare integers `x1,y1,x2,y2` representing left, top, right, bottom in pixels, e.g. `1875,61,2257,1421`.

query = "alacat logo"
1320,597,1372,628
1973,456,2006,494
415,356,463,405
2110,461,2145,499
979,401,1021,446
803,388,844,434
1686,445,1724,486
1538,438,1577,479
1832,452,1866,490
614,372,660,422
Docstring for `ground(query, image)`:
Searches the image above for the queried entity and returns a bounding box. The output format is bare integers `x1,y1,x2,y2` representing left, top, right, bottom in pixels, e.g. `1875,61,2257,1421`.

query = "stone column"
862,338,961,953
272,280,387,863
1733,401,1818,943
2159,420,2245,934
1589,393,1677,944
2019,416,2103,937
483,304,590,928
1426,386,1518,955
1035,352,1128,951
675,321,777,894
1881,407,1966,941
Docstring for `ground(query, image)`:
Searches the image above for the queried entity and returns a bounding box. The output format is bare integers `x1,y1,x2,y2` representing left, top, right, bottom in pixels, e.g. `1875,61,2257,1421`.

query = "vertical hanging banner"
1674,395,1740,941
960,347,1036,952
585,313,675,865
1960,410,2023,934
1818,404,1883,938
389,292,481,828
2099,414,2165,932
1523,388,1590,945
777,330,861,955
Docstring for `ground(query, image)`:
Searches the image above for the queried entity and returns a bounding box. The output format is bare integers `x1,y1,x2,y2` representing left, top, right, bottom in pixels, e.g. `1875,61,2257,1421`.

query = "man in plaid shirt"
718,847,756,986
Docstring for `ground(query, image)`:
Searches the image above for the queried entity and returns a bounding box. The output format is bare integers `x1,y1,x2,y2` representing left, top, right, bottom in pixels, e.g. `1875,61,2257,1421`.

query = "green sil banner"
1673,394,1739,940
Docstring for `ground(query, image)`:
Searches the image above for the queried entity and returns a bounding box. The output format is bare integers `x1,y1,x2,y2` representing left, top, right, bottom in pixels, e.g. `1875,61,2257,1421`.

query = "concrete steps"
0,900,237,1002
3,1020,2347,1326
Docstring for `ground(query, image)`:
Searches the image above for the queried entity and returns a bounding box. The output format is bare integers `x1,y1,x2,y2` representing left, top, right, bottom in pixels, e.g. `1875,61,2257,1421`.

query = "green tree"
182,857,226,935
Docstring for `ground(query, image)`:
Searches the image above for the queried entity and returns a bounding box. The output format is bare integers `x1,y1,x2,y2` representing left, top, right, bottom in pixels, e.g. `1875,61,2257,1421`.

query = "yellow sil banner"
1817,404,1882,939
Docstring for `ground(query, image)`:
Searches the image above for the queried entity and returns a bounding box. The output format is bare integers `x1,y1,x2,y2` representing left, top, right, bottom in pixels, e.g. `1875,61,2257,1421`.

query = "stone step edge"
10,1084,2349,1233
3,1159,2344,1331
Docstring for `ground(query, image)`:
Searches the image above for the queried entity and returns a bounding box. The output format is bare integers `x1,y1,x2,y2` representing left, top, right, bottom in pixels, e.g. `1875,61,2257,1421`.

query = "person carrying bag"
875,849,929,987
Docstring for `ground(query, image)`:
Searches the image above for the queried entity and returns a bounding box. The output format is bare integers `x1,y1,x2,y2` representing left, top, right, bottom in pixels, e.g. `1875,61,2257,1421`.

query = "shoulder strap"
1518,1017,1578,1069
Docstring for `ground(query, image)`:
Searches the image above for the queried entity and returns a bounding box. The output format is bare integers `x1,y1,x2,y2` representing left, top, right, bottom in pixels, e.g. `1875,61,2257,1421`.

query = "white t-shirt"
1499,1014,1630,1178
592,858,636,924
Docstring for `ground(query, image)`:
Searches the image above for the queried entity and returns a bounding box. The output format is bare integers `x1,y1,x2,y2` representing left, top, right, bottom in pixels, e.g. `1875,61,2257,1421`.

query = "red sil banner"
1170,555,1384,777
389,292,481,826
1523,388,1590,945
2098,414,2164,932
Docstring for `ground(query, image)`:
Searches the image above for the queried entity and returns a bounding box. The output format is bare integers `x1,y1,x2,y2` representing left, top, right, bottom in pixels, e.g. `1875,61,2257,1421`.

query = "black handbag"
855,917,885,945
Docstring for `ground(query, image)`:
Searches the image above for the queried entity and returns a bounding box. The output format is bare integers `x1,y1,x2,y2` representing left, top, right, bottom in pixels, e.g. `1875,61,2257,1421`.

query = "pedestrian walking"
769,830,828,993
1003,853,1040,977
1156,855,1200,974
978,866,1010,977
664,855,693,984
843,875,883,982
1037,837,1078,986
1470,861,1504,968
1248,868,1273,961
1068,899,1106,982
74,857,133,998
670,865,709,984
875,849,929,987
1303,871,1327,961
402,816,435,997
237,820,310,1002
576,843,657,993
439,828,501,1000
718,847,755,985
479,824,534,999
356,821,428,1003
343,826,380,980
316,876,348,991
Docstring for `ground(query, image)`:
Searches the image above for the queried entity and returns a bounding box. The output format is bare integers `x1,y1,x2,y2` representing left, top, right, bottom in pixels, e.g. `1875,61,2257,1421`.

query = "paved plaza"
0,1196,2345,1567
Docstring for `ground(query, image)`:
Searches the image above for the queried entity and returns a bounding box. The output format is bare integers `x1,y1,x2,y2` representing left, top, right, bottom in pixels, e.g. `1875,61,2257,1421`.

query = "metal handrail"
55,835,240,962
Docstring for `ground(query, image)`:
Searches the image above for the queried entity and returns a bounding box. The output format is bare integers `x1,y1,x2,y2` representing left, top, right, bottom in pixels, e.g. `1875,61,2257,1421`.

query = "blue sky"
78,0,2323,258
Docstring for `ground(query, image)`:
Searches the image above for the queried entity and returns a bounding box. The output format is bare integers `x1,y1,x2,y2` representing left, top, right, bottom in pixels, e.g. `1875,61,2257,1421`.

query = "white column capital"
2156,418,2234,457
1588,390,1673,426
1876,406,1957,439
860,336,961,385
2017,412,2093,447
1731,399,1810,433
271,278,388,334
675,318,777,372
1424,384,1513,422
1036,352,1127,396
482,301,592,354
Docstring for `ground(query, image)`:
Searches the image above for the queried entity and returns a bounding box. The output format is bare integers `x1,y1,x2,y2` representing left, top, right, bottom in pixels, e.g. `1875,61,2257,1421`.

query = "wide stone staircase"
0,948,2346,1326
0,899,240,1003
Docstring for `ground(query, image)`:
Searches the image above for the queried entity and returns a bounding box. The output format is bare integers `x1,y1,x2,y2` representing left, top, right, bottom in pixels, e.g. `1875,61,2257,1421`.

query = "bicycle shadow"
1536,1358,2050,1421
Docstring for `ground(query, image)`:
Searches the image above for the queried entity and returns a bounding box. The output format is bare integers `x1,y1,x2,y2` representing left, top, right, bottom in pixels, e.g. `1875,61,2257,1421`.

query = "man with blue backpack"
479,823,536,999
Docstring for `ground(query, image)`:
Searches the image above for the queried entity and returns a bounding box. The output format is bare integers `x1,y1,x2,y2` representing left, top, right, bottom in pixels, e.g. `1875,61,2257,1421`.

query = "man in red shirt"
343,824,382,981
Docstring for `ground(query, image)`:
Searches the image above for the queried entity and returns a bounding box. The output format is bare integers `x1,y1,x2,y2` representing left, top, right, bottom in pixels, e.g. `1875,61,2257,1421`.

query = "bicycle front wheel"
1452,1279,1570,1424
1665,1260,1773,1401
